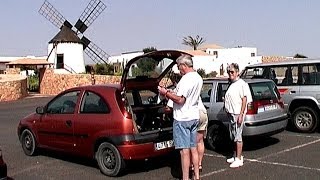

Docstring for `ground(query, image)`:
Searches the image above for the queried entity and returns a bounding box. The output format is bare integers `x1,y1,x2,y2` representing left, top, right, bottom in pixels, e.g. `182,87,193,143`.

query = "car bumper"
117,143,174,160
243,115,288,136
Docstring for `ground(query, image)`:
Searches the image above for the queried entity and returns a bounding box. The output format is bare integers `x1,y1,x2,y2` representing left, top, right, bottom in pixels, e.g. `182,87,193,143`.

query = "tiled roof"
181,50,212,56
261,56,292,63
6,58,52,65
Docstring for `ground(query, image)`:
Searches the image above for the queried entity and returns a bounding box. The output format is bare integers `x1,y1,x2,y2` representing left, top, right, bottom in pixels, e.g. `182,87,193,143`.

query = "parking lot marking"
204,153,224,158
257,138,320,160
205,138,320,162
279,133,320,139
203,138,320,178
246,159,320,172
200,168,227,178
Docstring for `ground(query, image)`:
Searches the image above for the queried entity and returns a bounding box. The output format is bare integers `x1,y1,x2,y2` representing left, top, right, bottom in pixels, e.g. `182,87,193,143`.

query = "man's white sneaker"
229,157,243,168
226,157,235,163
227,156,243,163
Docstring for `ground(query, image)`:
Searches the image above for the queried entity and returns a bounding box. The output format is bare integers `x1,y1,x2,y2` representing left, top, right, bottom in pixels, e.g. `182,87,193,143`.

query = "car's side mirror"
36,106,45,114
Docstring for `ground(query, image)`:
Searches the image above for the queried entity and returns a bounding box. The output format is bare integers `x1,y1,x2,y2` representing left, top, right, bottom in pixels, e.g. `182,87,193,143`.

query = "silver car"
201,78,288,150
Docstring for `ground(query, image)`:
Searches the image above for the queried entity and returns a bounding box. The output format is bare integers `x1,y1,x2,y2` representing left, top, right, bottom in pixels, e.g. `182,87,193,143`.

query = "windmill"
39,0,109,74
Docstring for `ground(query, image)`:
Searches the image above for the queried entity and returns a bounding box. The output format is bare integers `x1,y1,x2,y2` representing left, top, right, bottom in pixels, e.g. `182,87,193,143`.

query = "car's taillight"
247,101,258,114
278,97,284,109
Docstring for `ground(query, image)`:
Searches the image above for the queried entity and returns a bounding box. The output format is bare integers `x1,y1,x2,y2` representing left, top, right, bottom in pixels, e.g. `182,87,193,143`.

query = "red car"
17,50,191,177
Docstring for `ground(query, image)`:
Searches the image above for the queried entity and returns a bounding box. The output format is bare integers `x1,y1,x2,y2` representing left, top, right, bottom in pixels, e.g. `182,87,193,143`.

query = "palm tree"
182,35,206,50
143,47,157,53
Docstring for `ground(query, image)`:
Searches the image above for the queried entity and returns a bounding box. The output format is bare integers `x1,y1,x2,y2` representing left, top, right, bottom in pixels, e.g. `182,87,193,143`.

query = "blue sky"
1,0,320,63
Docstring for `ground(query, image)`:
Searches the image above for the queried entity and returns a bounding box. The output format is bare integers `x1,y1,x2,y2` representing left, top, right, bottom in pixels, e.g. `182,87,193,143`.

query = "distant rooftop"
261,56,292,63
6,58,52,65
0,56,47,63
181,50,213,56
197,44,224,50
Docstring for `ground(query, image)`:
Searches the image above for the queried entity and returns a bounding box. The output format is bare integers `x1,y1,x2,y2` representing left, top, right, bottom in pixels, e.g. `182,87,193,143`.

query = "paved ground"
1,96,320,180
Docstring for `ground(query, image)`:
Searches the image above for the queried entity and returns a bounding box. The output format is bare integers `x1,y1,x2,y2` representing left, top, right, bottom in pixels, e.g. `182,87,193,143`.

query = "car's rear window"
126,57,174,79
249,82,280,101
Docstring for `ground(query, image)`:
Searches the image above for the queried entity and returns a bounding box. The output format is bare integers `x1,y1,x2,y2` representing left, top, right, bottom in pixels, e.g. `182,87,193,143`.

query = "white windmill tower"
39,0,110,74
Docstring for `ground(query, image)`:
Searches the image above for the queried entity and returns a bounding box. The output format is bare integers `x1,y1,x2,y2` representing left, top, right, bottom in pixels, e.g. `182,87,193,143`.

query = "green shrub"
28,75,39,92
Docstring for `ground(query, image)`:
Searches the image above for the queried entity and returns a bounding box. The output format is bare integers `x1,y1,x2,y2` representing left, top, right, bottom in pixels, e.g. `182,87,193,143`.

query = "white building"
104,44,263,76
108,51,144,65
190,44,262,76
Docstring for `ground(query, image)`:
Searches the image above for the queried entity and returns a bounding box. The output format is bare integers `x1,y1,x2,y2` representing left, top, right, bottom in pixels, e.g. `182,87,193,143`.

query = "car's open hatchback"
120,50,192,132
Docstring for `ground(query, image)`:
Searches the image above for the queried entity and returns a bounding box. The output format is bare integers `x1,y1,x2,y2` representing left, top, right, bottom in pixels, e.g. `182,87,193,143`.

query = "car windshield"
126,57,174,79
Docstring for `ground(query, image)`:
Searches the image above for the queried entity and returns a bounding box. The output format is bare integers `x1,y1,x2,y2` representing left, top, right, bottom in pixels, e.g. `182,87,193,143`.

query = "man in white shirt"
224,63,252,168
158,55,203,180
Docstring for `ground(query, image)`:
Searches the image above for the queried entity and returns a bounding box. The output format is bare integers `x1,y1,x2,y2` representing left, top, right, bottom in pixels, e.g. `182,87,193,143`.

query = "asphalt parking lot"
1,96,320,180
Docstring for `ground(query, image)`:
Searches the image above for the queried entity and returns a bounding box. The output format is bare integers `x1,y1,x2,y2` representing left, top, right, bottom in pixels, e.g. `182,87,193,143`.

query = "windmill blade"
75,0,106,33
82,36,110,64
39,0,72,29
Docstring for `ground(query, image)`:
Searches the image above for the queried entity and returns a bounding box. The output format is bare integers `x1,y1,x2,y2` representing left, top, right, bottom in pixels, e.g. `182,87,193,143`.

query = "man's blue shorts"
173,119,199,149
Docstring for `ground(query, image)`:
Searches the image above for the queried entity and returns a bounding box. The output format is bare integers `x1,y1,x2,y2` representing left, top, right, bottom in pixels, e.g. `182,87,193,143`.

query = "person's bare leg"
197,131,205,167
180,149,191,180
190,147,199,180
236,141,243,159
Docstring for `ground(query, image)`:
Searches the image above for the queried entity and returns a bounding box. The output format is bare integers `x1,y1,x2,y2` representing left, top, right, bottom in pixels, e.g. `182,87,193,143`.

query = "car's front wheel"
20,129,37,156
292,106,318,133
95,142,125,177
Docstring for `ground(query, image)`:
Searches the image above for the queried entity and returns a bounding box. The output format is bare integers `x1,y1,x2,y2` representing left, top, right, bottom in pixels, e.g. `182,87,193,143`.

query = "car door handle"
290,91,296,94
66,120,72,127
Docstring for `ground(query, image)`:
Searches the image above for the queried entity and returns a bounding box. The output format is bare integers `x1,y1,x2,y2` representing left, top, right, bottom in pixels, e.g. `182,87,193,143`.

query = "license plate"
154,140,174,150
258,104,277,113
264,104,277,111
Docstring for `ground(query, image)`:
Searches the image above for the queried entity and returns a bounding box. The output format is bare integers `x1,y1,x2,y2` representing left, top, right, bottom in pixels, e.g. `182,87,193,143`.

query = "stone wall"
0,67,172,102
39,68,121,95
5,68,20,74
0,74,28,101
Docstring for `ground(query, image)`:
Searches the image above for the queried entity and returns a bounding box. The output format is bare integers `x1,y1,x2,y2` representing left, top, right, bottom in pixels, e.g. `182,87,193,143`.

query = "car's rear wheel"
95,142,125,177
205,123,231,151
20,129,37,156
292,106,318,133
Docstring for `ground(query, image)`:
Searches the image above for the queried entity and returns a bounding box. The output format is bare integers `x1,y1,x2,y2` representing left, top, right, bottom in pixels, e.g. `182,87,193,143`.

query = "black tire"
292,106,318,133
205,123,230,151
95,142,125,177
20,129,37,156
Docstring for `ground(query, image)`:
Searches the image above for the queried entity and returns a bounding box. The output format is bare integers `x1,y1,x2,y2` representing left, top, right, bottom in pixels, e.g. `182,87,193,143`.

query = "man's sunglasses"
227,70,235,74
